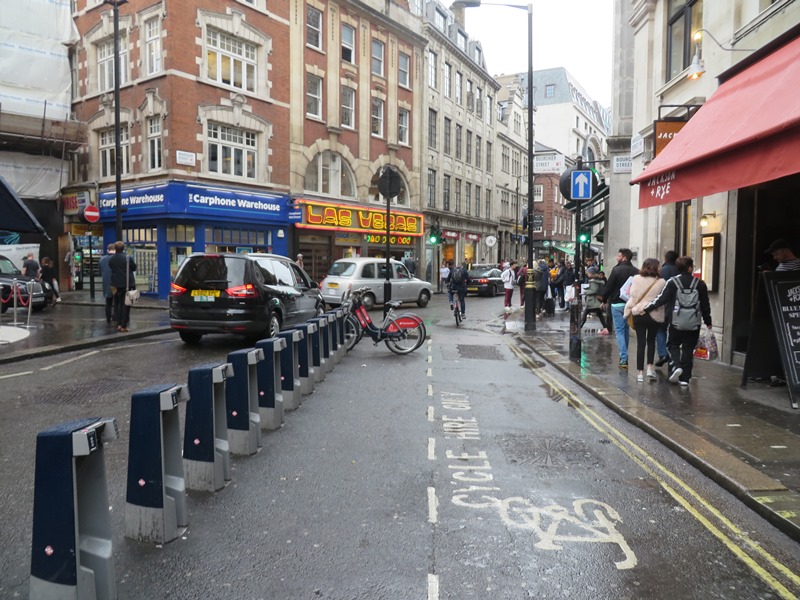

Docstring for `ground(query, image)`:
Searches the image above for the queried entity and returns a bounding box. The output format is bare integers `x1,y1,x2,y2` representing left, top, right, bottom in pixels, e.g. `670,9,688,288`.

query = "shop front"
98,181,292,299
294,199,424,280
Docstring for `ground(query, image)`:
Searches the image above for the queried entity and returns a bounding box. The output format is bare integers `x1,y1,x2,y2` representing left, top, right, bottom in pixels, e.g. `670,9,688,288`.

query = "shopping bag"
125,289,140,306
564,285,575,303
619,275,634,302
694,329,718,361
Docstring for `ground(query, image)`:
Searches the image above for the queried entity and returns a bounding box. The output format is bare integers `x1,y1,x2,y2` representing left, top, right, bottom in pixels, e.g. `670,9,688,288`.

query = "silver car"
320,257,432,310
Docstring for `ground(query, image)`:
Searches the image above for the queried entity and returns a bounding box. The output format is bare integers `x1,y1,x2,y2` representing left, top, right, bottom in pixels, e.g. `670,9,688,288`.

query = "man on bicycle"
446,261,471,319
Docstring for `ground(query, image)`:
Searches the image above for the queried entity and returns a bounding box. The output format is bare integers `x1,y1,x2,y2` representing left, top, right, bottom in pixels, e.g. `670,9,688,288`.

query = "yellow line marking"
509,344,800,597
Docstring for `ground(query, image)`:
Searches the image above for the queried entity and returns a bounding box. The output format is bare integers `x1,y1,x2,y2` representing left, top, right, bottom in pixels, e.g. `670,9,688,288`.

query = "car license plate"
191,289,220,301
327,282,339,289
467,287,478,292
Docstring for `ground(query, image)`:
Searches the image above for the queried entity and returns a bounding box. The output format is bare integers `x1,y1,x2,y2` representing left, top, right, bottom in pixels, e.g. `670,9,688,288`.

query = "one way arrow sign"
571,170,593,200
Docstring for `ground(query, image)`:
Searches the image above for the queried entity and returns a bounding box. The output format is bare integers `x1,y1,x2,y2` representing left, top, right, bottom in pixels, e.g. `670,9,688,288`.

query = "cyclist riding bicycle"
446,261,471,320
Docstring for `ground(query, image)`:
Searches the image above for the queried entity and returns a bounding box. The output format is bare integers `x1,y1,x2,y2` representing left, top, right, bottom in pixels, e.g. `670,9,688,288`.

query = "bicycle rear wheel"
453,299,461,326
344,314,362,351
384,316,425,355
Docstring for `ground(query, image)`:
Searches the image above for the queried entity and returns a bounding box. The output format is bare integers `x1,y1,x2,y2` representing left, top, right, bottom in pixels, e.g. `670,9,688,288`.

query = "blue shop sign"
99,181,291,223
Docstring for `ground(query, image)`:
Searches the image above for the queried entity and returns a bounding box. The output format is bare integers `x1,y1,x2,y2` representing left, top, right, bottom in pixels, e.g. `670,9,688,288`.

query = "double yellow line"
510,344,800,599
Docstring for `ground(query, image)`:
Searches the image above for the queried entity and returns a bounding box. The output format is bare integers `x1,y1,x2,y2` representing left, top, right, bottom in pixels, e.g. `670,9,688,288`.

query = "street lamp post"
104,0,127,241
450,0,534,330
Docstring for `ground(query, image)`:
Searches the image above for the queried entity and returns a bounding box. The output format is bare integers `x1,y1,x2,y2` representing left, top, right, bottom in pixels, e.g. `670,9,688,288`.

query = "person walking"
99,243,116,325
655,250,679,368
644,256,712,386
580,267,608,332
561,261,576,310
517,261,529,307
624,258,667,383
501,260,517,308
295,253,304,269
599,248,639,369
39,257,61,304
439,260,450,293
534,260,550,315
109,241,137,332
22,252,41,279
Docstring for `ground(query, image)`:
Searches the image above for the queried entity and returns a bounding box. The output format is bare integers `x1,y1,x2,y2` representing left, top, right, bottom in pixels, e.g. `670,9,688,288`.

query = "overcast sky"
458,0,614,107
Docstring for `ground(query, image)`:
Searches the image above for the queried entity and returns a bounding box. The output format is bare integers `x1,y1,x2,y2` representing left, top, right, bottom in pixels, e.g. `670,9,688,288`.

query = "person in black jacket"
655,250,679,366
599,248,639,368
644,256,712,386
109,241,137,332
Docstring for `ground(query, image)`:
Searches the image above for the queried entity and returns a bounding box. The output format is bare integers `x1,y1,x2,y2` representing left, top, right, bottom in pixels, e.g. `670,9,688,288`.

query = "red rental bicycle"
344,287,427,355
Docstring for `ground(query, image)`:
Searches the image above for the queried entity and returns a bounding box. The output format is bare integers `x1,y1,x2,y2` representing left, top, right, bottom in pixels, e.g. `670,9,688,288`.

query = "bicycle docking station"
308,317,327,383
226,348,264,455
124,384,190,544
254,337,286,429
323,311,340,368
332,308,346,362
30,417,119,600
184,362,233,492
277,329,303,410
293,322,317,395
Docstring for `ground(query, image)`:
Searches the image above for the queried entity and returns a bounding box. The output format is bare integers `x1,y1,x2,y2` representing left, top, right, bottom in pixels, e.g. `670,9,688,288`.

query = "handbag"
619,275,634,301
694,329,719,361
627,278,658,329
125,289,140,306
123,255,138,306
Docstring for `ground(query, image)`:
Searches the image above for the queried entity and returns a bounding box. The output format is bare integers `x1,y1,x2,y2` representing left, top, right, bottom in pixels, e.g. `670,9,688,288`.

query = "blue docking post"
124,384,190,544
278,329,303,410
226,348,264,455
254,337,286,429
308,317,327,383
294,322,317,396
30,418,119,600
184,363,232,492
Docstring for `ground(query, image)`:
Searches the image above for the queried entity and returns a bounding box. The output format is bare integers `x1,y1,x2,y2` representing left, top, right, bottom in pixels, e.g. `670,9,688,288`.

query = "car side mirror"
310,281,319,289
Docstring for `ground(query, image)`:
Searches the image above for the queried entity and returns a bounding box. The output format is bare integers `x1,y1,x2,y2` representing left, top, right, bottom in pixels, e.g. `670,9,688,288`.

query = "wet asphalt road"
0,295,798,599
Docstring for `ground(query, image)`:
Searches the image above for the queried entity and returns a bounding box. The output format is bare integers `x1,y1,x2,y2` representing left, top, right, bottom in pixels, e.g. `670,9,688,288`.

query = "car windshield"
468,269,491,277
327,261,356,277
0,257,21,275
174,255,246,289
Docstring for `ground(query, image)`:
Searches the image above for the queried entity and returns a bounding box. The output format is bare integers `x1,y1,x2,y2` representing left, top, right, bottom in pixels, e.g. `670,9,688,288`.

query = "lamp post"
104,0,127,241
450,0,534,330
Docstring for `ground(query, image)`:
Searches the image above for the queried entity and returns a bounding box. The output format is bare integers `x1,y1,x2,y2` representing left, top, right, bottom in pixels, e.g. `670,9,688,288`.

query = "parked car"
320,257,432,310
467,267,503,296
169,252,323,344
0,254,47,314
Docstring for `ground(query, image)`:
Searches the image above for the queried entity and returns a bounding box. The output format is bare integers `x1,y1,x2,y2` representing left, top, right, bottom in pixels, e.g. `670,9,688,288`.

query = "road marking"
427,368,432,377
428,437,436,460
428,487,438,523
510,345,800,597
39,350,99,371
427,384,433,396
427,406,435,421
0,370,33,380
427,573,439,600
427,355,432,363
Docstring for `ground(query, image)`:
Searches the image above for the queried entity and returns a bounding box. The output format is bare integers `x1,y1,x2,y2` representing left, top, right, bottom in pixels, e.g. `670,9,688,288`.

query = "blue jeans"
656,323,668,359
611,303,629,362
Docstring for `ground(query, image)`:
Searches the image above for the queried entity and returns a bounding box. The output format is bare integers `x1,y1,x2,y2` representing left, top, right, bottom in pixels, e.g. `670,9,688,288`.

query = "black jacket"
600,261,639,304
109,252,137,290
644,273,712,328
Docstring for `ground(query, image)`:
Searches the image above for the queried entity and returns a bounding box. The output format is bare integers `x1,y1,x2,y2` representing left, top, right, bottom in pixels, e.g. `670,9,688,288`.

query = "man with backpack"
643,256,712,386
446,261,471,319
501,260,517,308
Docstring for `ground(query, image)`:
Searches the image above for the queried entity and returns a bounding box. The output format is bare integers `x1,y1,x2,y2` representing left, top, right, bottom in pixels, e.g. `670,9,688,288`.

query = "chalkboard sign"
741,272,800,409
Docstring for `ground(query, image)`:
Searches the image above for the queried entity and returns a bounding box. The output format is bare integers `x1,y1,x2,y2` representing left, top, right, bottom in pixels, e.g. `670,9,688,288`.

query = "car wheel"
417,290,431,308
179,331,203,344
490,284,498,297
362,293,376,311
268,311,282,337
316,302,325,317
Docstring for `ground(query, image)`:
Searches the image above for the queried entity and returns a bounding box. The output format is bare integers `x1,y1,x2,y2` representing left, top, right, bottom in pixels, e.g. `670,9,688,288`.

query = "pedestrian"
534,260,550,315
580,266,608,332
624,258,667,383
439,260,450,293
446,261,471,319
99,243,116,325
644,256,712,386
22,252,41,279
501,260,517,308
517,261,529,307
765,239,800,271
295,253,304,269
599,248,639,369
404,254,416,275
561,261,576,310
109,241,137,333
39,257,61,303
655,250,679,368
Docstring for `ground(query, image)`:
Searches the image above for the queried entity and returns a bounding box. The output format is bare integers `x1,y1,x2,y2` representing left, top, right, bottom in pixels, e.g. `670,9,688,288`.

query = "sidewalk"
506,306,800,543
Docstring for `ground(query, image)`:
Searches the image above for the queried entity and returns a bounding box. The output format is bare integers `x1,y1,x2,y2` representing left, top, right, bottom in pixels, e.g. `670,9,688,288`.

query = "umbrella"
0,175,48,237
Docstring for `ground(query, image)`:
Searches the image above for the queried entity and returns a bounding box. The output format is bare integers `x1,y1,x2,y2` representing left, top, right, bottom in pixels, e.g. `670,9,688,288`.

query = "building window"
371,39,384,76
146,117,162,172
304,151,355,197
486,95,493,124
206,29,256,93
341,86,355,129
306,6,322,50
428,50,437,88
668,0,702,80
486,141,493,173
501,144,510,173
455,72,462,104
398,52,410,87
99,127,129,178
428,109,437,149
208,122,256,179
485,190,492,220
398,108,410,145
443,63,452,98
434,8,447,32
341,24,355,63
465,130,472,164
371,98,384,137
443,175,451,211
97,38,128,91
475,135,482,168
457,31,467,52
427,168,437,208
466,80,474,111
545,84,555,98
306,73,323,119
534,184,544,202
465,183,472,215
476,87,483,118
144,17,161,75
475,186,481,217
443,117,451,155
455,124,462,160
455,179,462,212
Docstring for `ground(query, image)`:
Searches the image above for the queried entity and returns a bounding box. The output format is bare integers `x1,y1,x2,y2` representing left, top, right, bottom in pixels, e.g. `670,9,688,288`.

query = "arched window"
368,168,409,206
304,151,355,197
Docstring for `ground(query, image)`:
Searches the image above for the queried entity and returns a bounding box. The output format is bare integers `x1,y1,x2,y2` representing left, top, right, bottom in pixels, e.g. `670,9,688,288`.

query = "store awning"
631,35,800,208
0,175,47,236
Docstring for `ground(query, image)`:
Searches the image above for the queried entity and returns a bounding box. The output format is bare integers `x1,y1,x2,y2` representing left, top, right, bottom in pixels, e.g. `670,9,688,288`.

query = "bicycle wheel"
384,316,425,355
395,313,427,349
453,299,461,326
344,314,362,351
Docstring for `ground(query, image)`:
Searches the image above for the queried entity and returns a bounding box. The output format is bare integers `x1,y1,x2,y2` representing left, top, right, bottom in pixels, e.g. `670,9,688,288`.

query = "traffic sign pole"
569,158,584,362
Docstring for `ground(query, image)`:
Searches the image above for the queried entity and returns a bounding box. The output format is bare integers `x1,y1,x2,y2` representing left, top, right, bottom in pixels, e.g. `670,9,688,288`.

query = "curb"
511,327,800,544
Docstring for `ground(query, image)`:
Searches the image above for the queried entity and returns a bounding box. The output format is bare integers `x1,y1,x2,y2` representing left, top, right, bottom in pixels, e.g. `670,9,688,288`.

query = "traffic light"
429,225,441,244
578,231,591,244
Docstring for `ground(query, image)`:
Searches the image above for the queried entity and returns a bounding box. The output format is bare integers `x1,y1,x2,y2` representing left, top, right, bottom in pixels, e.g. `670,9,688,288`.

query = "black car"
466,268,502,296
169,253,324,344
0,255,47,314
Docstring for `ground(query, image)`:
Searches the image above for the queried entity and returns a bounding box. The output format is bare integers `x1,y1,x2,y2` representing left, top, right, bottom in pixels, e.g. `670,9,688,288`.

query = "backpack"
501,268,513,284
671,276,702,330
452,267,465,285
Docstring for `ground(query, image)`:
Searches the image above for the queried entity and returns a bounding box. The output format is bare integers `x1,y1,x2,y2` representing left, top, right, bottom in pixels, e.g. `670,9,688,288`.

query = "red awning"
631,35,800,208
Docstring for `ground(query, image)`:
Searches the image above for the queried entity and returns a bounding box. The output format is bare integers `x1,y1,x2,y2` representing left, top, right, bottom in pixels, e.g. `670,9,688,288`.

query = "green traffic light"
578,232,590,243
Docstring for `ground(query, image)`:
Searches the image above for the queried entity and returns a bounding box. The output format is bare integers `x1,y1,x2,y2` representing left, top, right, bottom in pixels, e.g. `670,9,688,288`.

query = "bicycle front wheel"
344,314,362,351
454,306,461,326
384,316,426,355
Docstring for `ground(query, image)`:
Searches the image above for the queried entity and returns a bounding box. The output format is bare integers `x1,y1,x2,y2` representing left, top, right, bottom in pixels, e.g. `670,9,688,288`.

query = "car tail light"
170,282,187,295
226,283,257,298
478,278,488,284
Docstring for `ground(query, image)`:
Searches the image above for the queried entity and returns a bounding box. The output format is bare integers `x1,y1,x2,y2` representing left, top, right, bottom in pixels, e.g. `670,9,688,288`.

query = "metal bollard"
125,384,189,544
30,418,119,600
293,322,317,395
9,279,24,326
308,317,328,382
226,348,263,455
278,329,303,410
331,308,345,363
254,337,286,429
184,363,232,492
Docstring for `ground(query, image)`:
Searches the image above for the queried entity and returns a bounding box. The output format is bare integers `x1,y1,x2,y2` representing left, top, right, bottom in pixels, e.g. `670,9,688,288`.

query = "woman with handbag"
623,258,666,383
108,241,137,333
